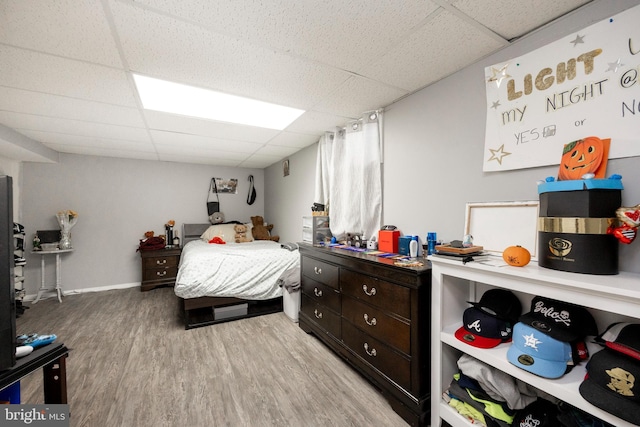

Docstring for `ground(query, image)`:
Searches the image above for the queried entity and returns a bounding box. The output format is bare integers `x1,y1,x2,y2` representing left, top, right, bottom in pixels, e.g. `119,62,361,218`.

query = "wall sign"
484,5,640,172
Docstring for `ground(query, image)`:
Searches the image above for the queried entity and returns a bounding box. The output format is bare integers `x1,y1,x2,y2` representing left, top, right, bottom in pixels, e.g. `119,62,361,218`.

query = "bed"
176,223,300,329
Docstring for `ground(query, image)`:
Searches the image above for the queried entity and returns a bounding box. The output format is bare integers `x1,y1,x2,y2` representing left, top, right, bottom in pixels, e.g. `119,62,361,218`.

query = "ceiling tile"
362,9,506,91
286,111,353,135
133,0,442,73
266,132,319,149
0,87,145,128
0,46,137,107
150,130,263,154
18,130,156,152
0,0,123,67
0,111,150,143
452,0,591,40
143,111,280,143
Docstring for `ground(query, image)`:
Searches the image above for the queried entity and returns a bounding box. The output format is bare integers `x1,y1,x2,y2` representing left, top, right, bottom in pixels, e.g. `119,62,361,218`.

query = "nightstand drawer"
143,254,178,270
340,270,411,319
301,257,339,289
142,266,178,282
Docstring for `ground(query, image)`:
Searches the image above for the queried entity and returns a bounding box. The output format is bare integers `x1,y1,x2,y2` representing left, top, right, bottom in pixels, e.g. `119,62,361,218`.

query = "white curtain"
314,110,383,241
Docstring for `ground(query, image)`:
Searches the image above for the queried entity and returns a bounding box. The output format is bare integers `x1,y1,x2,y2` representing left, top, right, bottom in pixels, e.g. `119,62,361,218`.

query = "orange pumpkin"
558,136,605,181
503,245,531,267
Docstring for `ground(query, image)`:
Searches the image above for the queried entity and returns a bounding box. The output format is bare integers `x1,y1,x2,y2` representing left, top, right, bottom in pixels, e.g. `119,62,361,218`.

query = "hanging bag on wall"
207,178,220,215
247,175,257,205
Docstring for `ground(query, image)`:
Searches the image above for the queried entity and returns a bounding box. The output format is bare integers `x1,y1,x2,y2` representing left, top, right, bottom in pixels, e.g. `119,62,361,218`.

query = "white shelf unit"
302,216,331,245
430,255,640,427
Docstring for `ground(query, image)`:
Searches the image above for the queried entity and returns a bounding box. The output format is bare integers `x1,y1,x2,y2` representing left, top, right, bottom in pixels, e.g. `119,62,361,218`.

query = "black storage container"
537,178,623,275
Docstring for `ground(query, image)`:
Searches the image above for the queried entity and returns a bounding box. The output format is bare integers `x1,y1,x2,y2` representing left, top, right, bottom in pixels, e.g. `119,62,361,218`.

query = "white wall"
266,0,640,274
22,154,265,295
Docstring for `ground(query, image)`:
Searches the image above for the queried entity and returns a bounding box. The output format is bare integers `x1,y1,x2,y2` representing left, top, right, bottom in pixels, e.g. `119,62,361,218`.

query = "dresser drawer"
341,269,411,319
301,294,341,338
301,277,341,313
342,320,411,391
342,295,410,354
143,266,178,282
302,257,339,289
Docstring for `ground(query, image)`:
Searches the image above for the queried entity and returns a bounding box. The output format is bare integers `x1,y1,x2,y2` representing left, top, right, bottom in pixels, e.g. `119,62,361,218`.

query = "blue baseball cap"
507,322,572,378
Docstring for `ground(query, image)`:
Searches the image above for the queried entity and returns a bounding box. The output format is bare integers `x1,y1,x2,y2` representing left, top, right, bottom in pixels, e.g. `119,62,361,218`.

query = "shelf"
431,256,640,427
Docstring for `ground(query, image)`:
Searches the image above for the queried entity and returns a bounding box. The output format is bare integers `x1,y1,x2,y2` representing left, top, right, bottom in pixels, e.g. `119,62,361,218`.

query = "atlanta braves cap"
455,306,513,349
507,322,573,379
468,288,522,324
579,348,640,425
519,296,598,342
597,322,640,361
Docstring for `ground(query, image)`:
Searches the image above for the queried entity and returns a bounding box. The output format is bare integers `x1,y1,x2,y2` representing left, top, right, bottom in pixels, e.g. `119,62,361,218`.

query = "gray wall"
22,154,265,295
266,0,640,274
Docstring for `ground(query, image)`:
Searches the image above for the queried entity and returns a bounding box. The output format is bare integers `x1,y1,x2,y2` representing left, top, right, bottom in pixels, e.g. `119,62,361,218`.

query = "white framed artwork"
464,201,539,260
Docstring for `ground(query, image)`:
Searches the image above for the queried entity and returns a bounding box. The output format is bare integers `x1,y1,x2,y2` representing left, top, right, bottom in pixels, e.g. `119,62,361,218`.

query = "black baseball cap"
468,288,522,324
455,306,513,348
512,399,559,427
519,296,597,342
579,348,640,425
597,322,640,361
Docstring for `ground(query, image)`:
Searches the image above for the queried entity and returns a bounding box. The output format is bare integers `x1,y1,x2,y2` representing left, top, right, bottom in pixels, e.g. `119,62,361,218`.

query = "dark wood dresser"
298,244,431,426
139,247,182,291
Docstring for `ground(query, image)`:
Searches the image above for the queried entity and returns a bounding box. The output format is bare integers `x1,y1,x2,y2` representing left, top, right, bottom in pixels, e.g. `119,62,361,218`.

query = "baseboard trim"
23,282,141,301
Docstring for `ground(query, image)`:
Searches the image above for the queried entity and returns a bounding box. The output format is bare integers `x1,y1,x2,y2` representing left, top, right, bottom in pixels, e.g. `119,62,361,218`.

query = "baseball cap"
507,322,573,378
597,322,640,360
512,399,559,427
519,296,597,342
579,348,640,425
468,288,522,324
455,306,513,348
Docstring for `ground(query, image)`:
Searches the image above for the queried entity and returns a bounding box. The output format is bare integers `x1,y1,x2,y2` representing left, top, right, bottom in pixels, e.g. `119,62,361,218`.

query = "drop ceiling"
0,0,592,168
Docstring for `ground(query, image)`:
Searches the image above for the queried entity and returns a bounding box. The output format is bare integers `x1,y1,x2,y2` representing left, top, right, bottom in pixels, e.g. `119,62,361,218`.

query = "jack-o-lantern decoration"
558,137,605,181
503,245,531,267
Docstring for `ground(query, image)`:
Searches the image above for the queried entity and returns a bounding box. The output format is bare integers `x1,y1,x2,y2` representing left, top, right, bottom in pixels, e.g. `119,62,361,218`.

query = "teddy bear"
234,223,252,243
250,216,279,242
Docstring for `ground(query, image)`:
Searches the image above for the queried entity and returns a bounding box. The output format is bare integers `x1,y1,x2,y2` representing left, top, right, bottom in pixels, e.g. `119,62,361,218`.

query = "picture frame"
283,159,290,177
214,178,238,194
464,201,539,259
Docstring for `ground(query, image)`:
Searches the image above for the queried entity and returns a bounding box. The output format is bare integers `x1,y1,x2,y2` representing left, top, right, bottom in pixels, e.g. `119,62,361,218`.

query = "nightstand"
139,247,182,292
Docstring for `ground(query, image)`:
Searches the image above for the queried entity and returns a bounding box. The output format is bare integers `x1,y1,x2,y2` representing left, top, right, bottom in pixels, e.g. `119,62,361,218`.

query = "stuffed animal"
234,224,252,243
209,212,225,224
250,216,279,242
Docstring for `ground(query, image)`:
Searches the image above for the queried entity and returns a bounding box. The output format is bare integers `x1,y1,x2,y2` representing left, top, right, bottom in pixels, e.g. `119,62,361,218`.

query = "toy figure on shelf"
608,204,640,244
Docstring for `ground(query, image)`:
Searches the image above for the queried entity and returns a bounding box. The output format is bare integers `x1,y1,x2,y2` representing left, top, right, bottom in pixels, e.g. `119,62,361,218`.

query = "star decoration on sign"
491,100,501,110
607,58,624,72
487,64,510,88
523,333,542,351
570,34,585,47
488,144,511,165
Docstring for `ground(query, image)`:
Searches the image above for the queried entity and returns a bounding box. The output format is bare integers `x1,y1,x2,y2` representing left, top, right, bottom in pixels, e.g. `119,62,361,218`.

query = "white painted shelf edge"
430,255,640,427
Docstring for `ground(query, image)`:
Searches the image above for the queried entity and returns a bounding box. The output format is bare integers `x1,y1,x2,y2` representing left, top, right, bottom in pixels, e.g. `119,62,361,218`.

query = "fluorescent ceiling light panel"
132,74,304,130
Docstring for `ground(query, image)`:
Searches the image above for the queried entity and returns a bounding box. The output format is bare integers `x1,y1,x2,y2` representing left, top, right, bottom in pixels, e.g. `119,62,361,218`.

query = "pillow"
200,224,238,243
244,222,254,242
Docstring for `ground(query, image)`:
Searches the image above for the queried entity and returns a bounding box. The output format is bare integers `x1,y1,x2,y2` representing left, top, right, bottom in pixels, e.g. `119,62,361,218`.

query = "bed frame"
179,223,283,329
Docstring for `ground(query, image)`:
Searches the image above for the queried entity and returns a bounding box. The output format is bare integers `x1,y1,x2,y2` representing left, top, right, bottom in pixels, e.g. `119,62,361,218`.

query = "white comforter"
174,240,300,300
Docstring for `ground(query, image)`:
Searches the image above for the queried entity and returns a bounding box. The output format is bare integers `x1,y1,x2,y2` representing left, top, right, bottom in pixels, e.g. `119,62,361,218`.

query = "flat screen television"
0,175,16,370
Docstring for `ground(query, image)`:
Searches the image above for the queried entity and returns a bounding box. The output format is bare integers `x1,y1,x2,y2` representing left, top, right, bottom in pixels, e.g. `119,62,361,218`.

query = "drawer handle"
314,266,322,275
364,343,377,357
363,313,377,326
362,284,376,296
156,270,167,277
156,259,167,265
314,287,323,297
314,309,323,319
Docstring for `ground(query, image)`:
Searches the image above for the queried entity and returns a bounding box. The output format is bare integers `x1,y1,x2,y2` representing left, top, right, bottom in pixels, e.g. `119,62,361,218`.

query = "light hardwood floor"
16,287,409,427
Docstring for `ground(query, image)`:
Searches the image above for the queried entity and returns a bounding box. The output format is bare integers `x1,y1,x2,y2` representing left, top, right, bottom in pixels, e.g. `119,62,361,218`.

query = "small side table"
31,249,74,303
